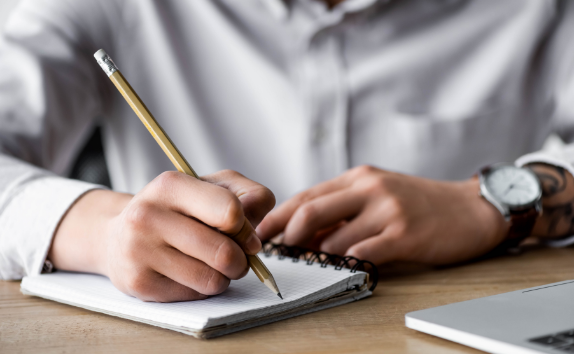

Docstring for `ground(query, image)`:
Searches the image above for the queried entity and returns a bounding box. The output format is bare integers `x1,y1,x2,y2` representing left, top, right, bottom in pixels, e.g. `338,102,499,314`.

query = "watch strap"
477,164,542,256
485,207,539,258
506,207,540,248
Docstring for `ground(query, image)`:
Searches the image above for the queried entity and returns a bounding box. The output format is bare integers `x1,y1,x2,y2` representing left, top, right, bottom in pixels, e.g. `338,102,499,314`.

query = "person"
1,0,574,302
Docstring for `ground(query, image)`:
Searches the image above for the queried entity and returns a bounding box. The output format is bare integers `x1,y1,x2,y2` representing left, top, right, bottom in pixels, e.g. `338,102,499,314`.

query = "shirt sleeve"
515,149,574,248
0,155,100,279
0,0,117,279
514,0,574,247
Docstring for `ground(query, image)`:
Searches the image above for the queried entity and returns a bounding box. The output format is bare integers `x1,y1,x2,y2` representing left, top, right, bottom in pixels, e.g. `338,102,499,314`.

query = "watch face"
485,166,541,206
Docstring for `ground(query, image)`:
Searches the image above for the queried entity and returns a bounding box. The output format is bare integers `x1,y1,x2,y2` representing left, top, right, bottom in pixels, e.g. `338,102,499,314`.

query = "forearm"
528,163,574,239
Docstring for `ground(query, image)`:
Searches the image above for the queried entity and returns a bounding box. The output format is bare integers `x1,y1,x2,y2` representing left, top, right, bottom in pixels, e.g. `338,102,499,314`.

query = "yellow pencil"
94,49,282,300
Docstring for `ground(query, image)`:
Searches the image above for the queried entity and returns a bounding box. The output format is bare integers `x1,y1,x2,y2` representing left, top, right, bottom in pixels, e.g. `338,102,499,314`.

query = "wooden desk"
1,247,573,354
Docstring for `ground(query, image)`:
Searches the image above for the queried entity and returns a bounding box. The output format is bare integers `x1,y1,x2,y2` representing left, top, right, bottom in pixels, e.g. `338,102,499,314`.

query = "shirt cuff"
0,177,101,280
515,151,574,248
515,151,574,181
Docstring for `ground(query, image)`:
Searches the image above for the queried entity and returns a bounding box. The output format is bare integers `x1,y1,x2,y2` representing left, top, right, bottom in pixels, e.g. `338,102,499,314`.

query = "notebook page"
21,255,368,330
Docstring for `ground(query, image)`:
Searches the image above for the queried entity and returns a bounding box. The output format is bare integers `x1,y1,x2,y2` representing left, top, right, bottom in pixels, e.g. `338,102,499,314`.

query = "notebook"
20,244,378,339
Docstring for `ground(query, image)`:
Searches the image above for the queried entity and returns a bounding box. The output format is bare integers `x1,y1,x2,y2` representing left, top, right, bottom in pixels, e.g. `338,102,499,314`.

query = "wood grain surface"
1,246,573,354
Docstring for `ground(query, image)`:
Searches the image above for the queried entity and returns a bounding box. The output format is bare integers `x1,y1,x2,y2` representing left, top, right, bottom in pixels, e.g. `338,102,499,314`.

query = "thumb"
228,218,262,255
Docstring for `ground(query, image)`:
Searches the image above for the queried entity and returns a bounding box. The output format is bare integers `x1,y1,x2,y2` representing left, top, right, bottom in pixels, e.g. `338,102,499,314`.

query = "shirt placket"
300,16,349,185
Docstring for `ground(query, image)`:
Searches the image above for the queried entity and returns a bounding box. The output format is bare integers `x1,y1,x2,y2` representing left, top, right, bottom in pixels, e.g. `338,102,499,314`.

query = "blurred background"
1,0,112,188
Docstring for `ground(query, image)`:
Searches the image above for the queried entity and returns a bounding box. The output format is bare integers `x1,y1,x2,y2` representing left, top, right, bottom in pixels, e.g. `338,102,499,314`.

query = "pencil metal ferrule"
94,49,118,77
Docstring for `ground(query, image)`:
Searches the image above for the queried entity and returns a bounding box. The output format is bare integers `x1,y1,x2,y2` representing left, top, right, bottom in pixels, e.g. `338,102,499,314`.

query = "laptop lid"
406,280,574,354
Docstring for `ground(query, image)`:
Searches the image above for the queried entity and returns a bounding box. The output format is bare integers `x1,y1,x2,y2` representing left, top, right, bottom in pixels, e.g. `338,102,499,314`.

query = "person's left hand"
256,166,509,265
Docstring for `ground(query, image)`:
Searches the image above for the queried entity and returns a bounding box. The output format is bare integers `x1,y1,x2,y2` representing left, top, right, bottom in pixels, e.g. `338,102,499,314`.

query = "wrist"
464,177,510,247
49,189,132,275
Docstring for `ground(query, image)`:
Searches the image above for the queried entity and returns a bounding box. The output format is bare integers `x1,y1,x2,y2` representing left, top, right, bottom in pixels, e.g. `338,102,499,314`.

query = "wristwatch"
478,164,543,251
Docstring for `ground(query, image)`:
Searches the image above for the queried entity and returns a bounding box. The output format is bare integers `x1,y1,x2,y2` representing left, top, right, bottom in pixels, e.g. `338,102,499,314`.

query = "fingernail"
245,233,262,254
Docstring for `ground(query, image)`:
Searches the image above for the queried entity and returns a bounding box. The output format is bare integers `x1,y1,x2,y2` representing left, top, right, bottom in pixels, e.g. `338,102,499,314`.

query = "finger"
154,209,249,278
228,218,263,255
344,227,403,266
125,271,209,303
256,175,354,241
152,246,233,296
318,208,387,256
282,189,365,247
306,221,347,251
202,170,276,228
142,171,245,235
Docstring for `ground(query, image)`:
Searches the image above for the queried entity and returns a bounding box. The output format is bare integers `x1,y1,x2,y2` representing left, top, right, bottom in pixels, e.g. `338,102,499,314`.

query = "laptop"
405,279,574,354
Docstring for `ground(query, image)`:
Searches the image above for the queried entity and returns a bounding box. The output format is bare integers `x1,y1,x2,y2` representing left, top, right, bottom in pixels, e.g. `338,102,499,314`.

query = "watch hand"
503,175,527,196
507,174,524,187
504,184,515,196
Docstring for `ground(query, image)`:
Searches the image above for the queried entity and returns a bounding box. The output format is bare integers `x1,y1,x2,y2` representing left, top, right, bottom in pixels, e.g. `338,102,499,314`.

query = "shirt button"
313,125,327,144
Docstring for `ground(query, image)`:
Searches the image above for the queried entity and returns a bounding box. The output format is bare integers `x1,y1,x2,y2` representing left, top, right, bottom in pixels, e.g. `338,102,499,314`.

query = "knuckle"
346,245,365,260
352,165,376,177
359,176,386,195
152,171,180,193
221,169,240,177
294,190,313,205
124,202,155,232
202,268,230,295
392,219,409,236
215,169,242,181
296,202,319,225
221,194,244,230
386,196,405,216
387,227,406,244
252,186,277,211
213,239,240,273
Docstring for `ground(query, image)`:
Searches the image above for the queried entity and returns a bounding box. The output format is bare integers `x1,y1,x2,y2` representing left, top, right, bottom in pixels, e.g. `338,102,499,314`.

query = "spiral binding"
262,242,379,291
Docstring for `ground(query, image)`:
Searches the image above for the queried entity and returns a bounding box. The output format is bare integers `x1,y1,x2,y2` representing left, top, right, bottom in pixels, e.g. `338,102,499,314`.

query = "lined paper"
21,254,368,331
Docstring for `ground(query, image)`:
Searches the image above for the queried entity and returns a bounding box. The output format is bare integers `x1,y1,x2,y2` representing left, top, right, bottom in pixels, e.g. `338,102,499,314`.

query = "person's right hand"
48,170,275,302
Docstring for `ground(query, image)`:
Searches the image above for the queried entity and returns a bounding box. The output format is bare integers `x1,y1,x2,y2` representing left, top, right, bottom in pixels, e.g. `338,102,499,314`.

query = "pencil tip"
277,293,283,300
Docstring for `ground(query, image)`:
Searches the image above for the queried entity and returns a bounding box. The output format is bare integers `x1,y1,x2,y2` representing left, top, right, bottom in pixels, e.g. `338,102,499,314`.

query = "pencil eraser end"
94,49,118,77
94,49,107,61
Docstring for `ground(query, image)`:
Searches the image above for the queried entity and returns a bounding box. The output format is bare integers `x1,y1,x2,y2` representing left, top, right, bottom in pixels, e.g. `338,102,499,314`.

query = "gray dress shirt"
1,0,574,279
